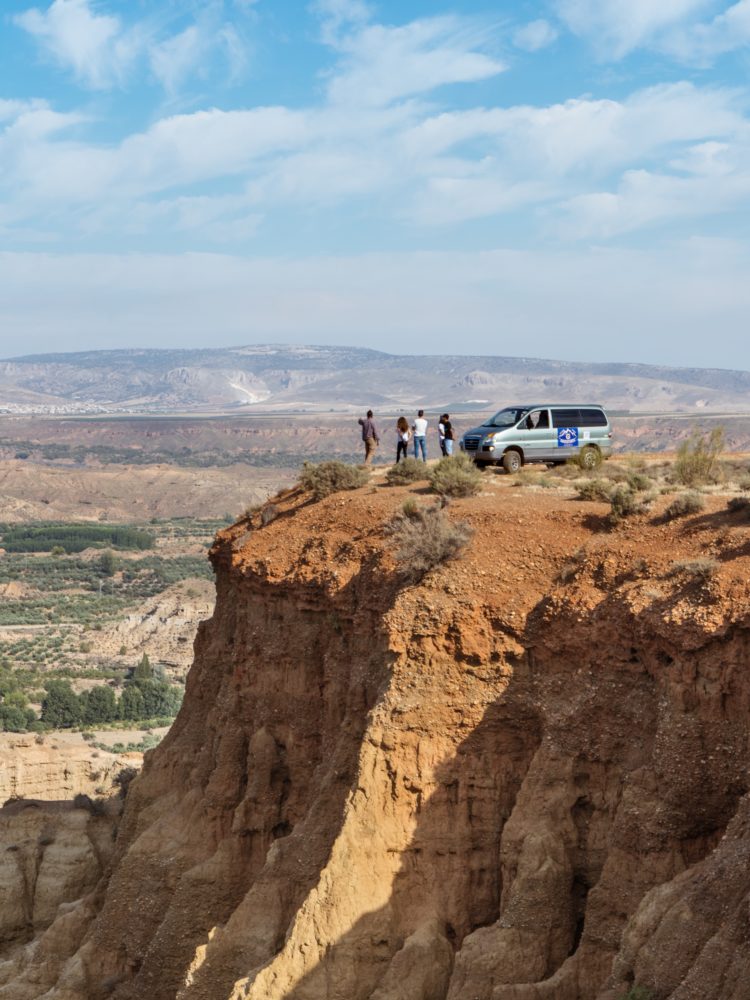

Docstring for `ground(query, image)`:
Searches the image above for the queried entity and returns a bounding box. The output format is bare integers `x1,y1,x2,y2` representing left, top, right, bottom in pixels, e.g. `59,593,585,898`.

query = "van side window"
551,408,581,428
523,409,550,430
579,408,607,427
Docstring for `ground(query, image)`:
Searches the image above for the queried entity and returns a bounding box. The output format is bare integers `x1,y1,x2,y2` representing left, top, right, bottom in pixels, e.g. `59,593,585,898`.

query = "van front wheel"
579,446,601,471
502,450,523,474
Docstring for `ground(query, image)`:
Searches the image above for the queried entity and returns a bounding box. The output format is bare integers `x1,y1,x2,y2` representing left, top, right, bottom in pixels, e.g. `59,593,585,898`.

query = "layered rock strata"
2,482,749,999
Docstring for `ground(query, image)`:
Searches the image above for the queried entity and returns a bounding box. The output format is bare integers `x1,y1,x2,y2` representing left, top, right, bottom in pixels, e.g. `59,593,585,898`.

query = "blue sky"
1,0,750,367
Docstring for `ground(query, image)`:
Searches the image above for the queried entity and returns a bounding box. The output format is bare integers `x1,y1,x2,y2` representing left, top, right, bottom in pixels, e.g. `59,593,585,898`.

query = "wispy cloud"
513,19,558,52
555,0,750,63
13,0,251,94
321,13,506,106
14,0,140,89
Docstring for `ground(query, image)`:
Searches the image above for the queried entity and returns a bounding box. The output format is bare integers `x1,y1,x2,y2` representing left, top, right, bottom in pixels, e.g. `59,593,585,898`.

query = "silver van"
460,404,612,473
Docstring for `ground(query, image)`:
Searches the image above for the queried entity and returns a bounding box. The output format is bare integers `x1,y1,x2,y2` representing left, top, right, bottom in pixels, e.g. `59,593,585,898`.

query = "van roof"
503,403,606,410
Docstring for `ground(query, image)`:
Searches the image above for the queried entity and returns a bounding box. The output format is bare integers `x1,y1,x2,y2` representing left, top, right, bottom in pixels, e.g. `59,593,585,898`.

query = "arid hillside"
2,467,750,1000
3,344,750,414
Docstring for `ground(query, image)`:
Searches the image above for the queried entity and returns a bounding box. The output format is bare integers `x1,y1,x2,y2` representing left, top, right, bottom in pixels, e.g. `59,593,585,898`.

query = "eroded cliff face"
4,480,749,1000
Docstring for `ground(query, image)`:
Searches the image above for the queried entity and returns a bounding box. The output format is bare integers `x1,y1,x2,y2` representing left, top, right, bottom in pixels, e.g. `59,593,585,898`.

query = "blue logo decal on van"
558,427,578,448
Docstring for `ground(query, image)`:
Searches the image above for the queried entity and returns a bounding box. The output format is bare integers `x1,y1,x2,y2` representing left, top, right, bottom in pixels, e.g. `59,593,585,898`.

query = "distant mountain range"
1,345,750,414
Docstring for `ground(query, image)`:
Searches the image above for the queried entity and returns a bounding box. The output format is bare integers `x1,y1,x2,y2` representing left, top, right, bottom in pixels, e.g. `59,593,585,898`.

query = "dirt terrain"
1,465,749,999
0,459,292,523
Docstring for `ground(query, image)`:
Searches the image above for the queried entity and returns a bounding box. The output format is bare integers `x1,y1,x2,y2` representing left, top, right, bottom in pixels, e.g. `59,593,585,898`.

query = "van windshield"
486,407,529,428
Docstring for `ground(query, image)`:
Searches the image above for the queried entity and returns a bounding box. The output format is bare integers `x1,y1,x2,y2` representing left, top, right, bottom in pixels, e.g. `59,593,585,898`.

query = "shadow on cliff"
262,649,547,1000
103,546,413,1000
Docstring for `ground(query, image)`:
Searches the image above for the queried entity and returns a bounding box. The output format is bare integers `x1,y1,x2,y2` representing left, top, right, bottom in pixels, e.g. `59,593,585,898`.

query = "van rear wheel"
502,451,522,474
579,446,601,470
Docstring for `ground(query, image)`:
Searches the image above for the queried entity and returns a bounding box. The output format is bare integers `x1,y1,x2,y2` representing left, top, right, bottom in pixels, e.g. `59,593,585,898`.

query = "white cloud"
14,0,138,88
14,0,251,94
513,19,558,52
554,0,711,57
324,16,506,106
312,0,373,44
664,0,750,61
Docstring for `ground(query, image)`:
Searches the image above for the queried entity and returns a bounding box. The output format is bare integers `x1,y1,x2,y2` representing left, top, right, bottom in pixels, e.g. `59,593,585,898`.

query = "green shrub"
618,988,652,1000
428,454,482,498
386,504,473,582
672,427,725,486
574,479,612,502
385,458,428,485
299,461,369,500
664,491,705,520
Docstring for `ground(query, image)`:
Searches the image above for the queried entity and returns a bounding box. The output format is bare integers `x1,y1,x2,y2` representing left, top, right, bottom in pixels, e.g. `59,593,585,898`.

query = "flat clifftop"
3,471,750,1000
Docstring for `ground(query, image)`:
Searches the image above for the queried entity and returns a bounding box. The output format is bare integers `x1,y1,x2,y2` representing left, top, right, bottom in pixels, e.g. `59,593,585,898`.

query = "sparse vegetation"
609,486,648,524
386,503,473,582
574,479,612,502
727,496,750,517
664,491,705,520
670,558,718,581
260,504,280,526
672,427,725,486
428,454,482,498
618,988,653,1000
385,457,428,485
299,460,369,499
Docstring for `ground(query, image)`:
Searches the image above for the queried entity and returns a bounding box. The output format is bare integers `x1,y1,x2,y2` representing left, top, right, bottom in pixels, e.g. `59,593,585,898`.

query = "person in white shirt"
396,416,410,462
412,410,428,462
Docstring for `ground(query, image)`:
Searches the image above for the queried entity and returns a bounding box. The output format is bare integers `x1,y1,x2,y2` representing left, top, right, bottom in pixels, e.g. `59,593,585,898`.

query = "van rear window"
551,407,607,427
551,408,580,427
579,408,608,426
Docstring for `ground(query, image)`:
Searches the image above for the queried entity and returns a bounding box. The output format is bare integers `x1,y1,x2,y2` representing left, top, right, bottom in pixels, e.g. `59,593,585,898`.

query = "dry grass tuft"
299,461,369,500
428,453,482,498
385,457,429,485
664,491,705,520
386,503,473,582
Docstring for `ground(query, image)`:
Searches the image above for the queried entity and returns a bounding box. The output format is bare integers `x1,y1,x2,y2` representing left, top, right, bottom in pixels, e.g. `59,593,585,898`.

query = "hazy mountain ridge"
2,345,750,413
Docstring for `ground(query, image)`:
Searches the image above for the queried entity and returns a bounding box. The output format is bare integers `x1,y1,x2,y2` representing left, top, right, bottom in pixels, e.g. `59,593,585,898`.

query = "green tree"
41,680,82,728
119,684,145,721
133,652,153,681
99,550,119,576
80,686,117,725
0,704,29,732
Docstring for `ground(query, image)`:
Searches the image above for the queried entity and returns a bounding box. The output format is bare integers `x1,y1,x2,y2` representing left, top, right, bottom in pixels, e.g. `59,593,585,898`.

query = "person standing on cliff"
412,409,428,462
358,409,380,464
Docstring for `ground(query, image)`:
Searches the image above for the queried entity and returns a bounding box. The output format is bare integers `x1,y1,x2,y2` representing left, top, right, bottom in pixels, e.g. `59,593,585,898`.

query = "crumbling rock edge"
2,485,749,1000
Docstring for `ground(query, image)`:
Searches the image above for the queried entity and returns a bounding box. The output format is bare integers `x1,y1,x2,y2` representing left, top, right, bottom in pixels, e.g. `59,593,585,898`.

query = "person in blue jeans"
412,409,428,461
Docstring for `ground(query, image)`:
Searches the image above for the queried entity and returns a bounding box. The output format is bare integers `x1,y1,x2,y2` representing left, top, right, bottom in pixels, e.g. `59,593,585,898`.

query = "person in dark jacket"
358,409,380,464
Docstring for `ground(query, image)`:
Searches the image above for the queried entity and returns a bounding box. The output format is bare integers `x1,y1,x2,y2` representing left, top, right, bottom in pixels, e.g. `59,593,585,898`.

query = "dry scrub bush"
664,491,705,520
260,504,279,526
385,457,429,485
672,427,725,486
727,496,750,518
299,461,369,499
670,558,718,582
574,479,612,502
626,471,653,492
739,474,750,492
428,453,482,498
609,486,649,524
386,504,473,582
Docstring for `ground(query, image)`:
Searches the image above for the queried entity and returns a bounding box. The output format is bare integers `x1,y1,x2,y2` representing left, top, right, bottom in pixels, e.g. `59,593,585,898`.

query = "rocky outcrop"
2,481,750,999
0,735,137,804
0,797,118,999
